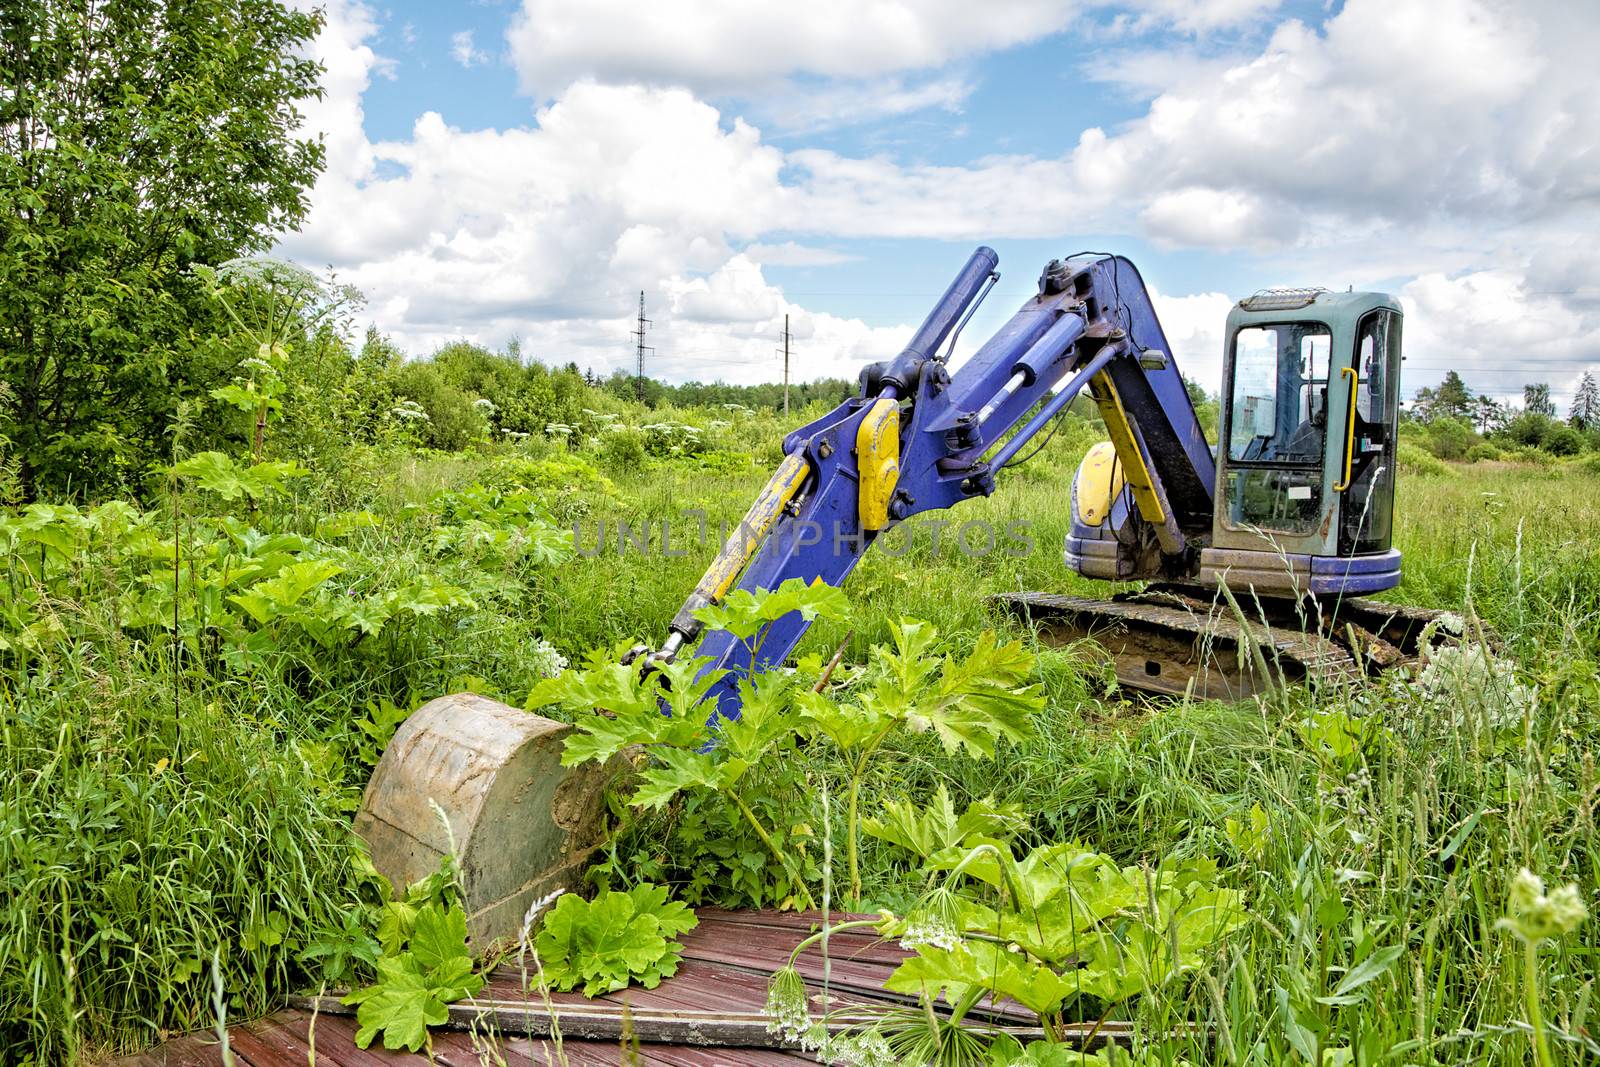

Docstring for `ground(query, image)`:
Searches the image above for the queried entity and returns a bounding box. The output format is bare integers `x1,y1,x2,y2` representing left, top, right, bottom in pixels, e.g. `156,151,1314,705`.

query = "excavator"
627,246,1441,709
358,246,1450,949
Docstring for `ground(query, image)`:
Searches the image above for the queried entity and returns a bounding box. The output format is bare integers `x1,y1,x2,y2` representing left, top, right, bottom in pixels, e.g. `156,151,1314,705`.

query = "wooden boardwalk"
117,909,1105,1066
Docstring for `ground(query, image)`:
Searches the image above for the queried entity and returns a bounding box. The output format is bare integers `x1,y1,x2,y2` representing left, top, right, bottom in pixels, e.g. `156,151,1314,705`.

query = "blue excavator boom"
630,247,1423,712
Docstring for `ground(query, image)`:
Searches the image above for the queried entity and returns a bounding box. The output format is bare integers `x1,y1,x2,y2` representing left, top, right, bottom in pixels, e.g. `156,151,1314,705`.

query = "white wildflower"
391,400,430,422
763,965,810,1040
1499,868,1589,944
529,638,567,679
1419,640,1534,733
899,915,961,953
826,1030,895,1067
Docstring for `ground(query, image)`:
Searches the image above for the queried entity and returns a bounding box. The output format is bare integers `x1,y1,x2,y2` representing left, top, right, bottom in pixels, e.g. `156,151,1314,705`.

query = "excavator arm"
629,247,1215,719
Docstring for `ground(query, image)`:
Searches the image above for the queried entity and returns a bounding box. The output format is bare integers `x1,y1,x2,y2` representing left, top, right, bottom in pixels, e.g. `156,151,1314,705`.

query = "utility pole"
631,291,653,403
778,314,791,417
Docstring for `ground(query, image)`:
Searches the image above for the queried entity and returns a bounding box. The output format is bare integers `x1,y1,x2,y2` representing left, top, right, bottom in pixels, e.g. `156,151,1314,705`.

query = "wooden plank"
641,1046,812,1065
127,1033,229,1067
305,1014,433,1066
291,993,1049,1052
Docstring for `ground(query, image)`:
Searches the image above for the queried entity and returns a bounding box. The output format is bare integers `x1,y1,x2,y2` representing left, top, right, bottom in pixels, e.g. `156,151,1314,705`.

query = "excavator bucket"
354,693,624,951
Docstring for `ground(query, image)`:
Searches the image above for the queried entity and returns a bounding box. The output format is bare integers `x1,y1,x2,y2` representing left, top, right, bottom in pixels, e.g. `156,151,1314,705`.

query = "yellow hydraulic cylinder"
856,398,900,531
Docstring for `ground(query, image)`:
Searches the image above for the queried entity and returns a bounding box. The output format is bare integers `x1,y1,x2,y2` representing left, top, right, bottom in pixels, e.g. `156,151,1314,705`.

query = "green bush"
1465,442,1502,463
487,454,617,499
1575,452,1600,475
1418,417,1477,460
1397,441,1448,476
599,427,648,473
1502,444,1556,467
391,362,490,451
1541,423,1586,456
1505,410,1556,447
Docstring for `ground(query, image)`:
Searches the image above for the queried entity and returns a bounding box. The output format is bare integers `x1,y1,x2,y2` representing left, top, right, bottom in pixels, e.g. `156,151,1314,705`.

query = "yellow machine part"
856,398,900,531
694,451,810,603
1073,441,1126,527
1086,371,1168,527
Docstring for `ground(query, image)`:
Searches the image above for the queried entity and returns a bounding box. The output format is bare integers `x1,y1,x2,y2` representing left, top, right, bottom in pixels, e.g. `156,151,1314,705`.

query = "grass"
2,414,1598,1063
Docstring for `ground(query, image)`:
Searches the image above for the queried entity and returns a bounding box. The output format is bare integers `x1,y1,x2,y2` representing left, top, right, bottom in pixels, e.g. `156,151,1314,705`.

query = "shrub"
1505,410,1556,447
391,362,489,451
599,427,648,473
1575,452,1600,475
1541,424,1586,456
1502,445,1556,467
1465,442,1503,463
487,454,616,499
1397,442,1448,476
1419,417,1477,460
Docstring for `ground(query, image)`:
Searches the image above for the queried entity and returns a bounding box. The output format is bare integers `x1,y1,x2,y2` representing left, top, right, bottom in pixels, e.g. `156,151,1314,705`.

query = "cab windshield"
1223,322,1330,533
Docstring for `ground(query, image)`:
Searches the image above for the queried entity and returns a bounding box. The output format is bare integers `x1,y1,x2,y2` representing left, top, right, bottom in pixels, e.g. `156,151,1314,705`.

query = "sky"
277,0,1600,409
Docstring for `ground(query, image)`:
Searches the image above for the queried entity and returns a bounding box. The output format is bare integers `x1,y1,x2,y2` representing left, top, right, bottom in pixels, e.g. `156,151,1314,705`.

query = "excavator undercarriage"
998,585,1453,701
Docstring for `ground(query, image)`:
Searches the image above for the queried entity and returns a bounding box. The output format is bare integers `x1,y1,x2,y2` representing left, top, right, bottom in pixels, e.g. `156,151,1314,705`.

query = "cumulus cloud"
1149,289,1236,395
280,0,1600,400
1401,270,1600,407
504,0,1078,99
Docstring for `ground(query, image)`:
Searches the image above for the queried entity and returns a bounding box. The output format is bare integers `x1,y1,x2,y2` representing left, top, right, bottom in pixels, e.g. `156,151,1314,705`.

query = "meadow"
1,390,1598,1065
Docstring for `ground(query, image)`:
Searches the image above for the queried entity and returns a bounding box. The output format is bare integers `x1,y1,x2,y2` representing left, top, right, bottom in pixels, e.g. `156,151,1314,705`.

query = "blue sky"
282,0,1600,406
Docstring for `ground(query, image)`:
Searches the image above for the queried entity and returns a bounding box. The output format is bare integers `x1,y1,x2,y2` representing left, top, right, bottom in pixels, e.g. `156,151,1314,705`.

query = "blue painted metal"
676,247,1404,721
1312,548,1403,594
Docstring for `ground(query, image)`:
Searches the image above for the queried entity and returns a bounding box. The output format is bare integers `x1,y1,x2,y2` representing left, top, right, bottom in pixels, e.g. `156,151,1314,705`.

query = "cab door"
1335,310,1403,555
1217,320,1336,551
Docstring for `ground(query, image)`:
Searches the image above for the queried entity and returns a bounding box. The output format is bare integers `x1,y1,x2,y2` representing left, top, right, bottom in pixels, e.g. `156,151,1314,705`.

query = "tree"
1504,409,1555,448
1524,383,1556,417
1569,372,1600,431
0,0,325,496
1432,371,1472,422
1472,394,1506,435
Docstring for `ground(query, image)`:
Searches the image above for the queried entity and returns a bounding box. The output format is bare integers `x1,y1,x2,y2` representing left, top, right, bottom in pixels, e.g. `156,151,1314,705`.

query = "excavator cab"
1202,289,1404,595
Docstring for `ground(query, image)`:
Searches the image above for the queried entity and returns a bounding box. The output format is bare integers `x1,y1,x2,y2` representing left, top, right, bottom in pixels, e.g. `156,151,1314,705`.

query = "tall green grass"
3,411,1597,1062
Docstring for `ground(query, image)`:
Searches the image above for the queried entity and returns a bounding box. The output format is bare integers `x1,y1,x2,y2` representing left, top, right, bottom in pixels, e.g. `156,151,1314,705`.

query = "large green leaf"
885,942,1076,1017
231,558,343,616
691,577,851,642
348,957,450,1052
535,885,699,997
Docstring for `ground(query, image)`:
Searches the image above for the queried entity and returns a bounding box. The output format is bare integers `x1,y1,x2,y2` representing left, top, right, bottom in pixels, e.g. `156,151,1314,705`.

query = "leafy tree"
1570,372,1600,431
1473,394,1506,435
1504,409,1555,448
1420,417,1476,461
1524,383,1556,418
1432,371,1472,422
0,0,325,497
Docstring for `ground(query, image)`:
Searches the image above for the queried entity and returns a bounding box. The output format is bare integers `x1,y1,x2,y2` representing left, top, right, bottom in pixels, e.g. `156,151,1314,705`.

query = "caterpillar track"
996,583,1455,701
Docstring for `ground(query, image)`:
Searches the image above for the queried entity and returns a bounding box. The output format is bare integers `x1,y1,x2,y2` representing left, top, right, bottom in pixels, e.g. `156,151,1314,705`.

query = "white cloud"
504,1,1080,99
279,6,890,382
1149,289,1235,395
742,242,857,267
1401,270,1600,408
756,74,973,133
505,0,1289,101
280,0,1600,402
1110,0,1281,34
450,30,489,69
